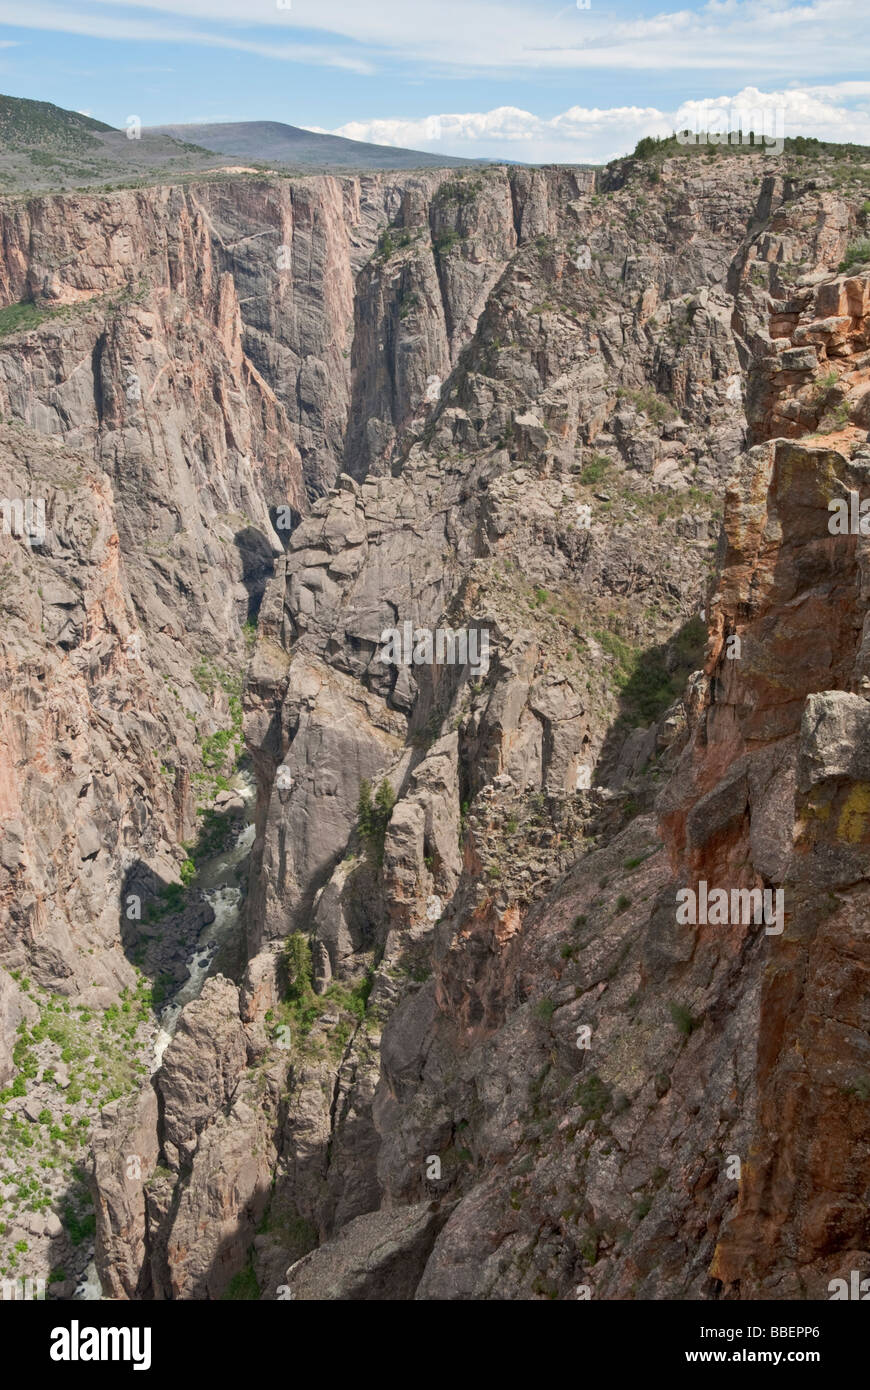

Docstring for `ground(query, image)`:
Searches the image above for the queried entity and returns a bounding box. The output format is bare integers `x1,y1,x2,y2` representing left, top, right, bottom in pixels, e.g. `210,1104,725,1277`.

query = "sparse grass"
616,386,677,425
256,1204,317,1261
624,853,651,870
818,401,850,433
192,692,244,803
192,657,242,699
813,369,839,400
648,486,718,524
0,974,153,1281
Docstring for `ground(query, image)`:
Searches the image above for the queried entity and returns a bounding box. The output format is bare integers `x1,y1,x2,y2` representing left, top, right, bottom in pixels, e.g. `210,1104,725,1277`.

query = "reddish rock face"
663,271,870,1297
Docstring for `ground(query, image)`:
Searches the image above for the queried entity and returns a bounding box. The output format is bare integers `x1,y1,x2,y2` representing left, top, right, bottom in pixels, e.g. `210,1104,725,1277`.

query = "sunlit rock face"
1,152,869,1301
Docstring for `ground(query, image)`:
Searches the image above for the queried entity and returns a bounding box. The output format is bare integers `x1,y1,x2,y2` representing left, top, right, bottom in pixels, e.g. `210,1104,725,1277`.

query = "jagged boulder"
281,1201,449,1300
158,977,248,1171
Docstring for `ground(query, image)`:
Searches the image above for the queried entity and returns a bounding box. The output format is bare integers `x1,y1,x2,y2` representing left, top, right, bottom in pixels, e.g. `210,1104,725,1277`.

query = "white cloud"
0,0,867,77
0,2,375,72
321,86,870,163
319,106,667,163
675,84,870,146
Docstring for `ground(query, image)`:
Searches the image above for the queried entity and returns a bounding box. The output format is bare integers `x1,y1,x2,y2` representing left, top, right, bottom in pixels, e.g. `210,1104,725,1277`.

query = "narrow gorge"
1,147,869,1301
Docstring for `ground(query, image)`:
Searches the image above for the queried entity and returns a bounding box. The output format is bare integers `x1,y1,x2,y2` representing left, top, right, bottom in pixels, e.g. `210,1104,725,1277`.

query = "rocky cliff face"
1,152,869,1300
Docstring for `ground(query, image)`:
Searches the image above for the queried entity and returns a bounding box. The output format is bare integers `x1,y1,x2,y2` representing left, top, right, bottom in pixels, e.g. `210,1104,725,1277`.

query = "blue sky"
0,1,868,162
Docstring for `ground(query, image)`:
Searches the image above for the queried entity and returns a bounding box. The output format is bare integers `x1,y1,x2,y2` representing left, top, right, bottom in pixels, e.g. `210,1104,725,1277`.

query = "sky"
0,0,868,163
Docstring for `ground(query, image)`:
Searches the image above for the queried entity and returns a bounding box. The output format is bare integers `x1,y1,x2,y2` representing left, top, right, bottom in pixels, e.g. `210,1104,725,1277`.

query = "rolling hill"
146,119,478,171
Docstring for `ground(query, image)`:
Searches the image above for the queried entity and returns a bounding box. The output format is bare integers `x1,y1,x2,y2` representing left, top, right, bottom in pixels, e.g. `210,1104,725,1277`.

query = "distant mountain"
0,93,231,193
146,119,480,171
0,93,114,144
0,94,482,195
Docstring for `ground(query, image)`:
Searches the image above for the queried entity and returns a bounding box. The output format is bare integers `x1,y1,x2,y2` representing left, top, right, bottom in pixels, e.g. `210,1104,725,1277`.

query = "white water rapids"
150,787,256,1072
74,771,256,1300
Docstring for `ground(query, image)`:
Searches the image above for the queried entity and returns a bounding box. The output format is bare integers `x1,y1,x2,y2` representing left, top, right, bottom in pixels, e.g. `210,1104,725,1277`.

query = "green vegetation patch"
0,301,53,338
220,1259,260,1301
0,94,110,149
616,386,677,425
839,238,870,273
594,614,707,727
275,933,373,1057
435,177,483,205
357,777,396,866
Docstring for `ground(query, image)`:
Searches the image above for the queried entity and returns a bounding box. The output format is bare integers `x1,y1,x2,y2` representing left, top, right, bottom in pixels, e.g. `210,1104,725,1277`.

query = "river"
73,768,256,1300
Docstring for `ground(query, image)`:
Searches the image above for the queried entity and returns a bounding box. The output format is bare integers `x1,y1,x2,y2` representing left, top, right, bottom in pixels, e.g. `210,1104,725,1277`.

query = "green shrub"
433,228,460,257
376,227,411,260
436,178,483,206
839,238,870,272
579,455,610,485
220,1260,260,1301
150,972,175,1010
357,778,396,865
282,933,314,1003
632,134,671,161
575,1072,611,1121
669,1001,697,1036
62,1205,96,1246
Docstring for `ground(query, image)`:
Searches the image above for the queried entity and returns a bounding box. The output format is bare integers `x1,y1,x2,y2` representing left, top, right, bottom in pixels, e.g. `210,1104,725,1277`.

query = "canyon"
0,141,869,1300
